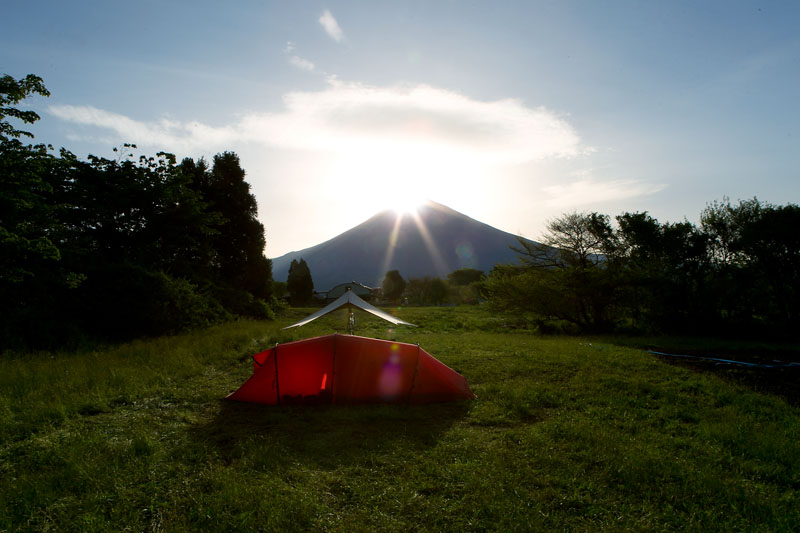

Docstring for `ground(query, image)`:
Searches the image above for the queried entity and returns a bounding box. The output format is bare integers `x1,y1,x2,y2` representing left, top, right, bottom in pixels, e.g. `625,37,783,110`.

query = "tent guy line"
648,350,800,369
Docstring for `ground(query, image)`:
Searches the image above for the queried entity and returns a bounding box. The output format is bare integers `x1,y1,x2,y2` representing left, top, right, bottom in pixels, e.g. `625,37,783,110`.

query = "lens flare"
379,348,404,399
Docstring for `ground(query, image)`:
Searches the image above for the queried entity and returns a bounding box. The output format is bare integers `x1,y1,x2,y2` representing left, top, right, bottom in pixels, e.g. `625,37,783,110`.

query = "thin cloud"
48,105,238,152
319,9,344,42
543,177,666,207
289,55,315,71
285,41,315,71
49,79,584,164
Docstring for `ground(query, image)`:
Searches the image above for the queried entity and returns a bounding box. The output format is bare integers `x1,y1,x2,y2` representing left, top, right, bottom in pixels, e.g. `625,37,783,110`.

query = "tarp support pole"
273,343,281,406
346,303,352,335
407,343,422,404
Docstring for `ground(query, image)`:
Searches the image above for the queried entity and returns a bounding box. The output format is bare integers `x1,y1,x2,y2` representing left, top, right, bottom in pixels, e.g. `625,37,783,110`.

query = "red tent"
227,334,475,405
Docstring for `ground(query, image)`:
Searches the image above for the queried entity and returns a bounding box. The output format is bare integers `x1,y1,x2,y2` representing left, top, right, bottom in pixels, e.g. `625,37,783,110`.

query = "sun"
390,191,425,216
326,147,477,220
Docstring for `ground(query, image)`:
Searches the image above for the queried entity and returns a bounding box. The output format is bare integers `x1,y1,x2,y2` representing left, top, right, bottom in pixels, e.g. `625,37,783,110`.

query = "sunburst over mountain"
271,201,533,291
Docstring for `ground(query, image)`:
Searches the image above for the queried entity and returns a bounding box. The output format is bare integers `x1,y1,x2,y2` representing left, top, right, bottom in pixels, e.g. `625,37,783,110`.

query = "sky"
3,1,799,260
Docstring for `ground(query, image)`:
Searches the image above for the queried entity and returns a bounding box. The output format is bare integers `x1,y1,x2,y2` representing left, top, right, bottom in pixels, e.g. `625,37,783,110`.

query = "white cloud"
48,79,583,165
319,9,344,42
48,105,238,152
543,177,666,207
289,55,315,72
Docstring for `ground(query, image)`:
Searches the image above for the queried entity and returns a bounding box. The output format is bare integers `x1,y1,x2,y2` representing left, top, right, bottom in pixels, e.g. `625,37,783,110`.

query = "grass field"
1,305,798,531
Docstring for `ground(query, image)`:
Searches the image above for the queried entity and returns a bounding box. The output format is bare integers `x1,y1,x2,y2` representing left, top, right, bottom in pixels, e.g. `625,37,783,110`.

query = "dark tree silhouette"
287,258,314,306
382,270,406,302
447,268,485,286
204,152,273,300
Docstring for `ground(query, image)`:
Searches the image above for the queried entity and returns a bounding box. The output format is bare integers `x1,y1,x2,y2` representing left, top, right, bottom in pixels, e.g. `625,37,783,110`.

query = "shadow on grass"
613,338,800,407
657,357,800,407
191,400,471,469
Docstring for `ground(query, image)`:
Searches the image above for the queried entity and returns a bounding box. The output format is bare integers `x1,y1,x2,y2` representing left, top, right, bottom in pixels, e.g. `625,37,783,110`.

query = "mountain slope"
271,201,532,291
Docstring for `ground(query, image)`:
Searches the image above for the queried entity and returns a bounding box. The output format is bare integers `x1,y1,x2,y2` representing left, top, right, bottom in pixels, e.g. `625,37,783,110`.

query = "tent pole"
273,343,281,406
331,333,337,404
407,343,422,404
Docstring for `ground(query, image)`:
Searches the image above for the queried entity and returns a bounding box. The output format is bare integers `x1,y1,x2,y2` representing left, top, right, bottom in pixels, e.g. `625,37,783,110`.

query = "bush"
77,264,230,340
215,286,275,320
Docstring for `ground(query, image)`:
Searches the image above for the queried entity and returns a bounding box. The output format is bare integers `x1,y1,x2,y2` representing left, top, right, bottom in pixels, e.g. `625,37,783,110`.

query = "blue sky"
3,1,799,258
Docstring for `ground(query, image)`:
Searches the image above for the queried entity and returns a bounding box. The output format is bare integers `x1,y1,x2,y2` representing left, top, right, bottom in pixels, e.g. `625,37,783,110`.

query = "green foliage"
0,142,66,285
487,212,620,331
0,76,275,348
215,287,275,320
286,258,314,306
444,268,485,305
1,310,798,530
77,264,231,340
0,73,50,140
1,75,74,347
382,269,406,302
447,268,485,286
272,280,287,299
200,152,273,300
404,276,449,306
488,202,800,338
615,212,711,332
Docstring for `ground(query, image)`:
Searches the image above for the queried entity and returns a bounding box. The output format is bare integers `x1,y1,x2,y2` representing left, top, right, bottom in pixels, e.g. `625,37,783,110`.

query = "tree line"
381,268,485,306
274,262,485,307
1,74,274,349
484,201,800,337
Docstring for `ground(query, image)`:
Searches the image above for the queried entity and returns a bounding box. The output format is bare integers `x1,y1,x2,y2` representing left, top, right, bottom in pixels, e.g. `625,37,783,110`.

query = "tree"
616,212,711,332
1,75,277,348
484,264,574,328
700,197,800,330
287,258,314,306
186,152,273,300
448,268,485,286
736,204,800,326
512,211,616,270
382,270,406,302
0,74,74,346
1,74,50,141
404,276,448,306
499,212,620,331
446,269,484,305
0,74,62,283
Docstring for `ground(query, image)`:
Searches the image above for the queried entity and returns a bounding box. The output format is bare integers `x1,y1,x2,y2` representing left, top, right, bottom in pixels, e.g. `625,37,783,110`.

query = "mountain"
271,201,532,291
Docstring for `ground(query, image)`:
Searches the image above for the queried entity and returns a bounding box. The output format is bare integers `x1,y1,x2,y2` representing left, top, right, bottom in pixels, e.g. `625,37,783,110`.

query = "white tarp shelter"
283,290,416,330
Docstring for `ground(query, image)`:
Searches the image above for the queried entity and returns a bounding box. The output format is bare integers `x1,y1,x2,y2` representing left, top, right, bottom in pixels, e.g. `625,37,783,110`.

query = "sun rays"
378,202,450,286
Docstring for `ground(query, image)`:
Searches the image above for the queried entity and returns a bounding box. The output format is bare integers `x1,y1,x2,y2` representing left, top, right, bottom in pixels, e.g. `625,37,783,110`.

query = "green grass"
1,306,798,531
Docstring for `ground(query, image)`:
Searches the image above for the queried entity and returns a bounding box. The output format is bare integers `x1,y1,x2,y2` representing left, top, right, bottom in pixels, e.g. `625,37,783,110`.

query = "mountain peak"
272,202,529,291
